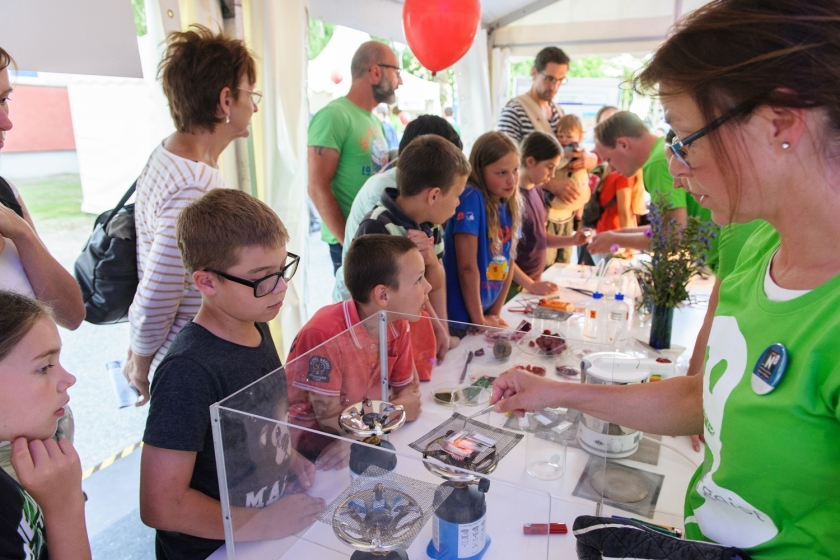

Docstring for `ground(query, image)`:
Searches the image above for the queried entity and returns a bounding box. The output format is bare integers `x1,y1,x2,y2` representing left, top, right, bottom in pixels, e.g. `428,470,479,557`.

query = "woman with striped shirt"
124,26,259,405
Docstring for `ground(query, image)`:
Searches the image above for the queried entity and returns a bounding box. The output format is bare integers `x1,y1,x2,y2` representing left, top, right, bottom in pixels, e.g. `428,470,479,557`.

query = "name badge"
751,343,787,395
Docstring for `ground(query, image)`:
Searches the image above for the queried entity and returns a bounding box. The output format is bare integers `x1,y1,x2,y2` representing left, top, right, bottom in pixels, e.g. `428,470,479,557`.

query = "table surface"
212,264,712,560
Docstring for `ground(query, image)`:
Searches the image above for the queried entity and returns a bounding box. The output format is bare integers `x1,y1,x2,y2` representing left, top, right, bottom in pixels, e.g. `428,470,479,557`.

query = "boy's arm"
140,446,324,540
546,228,592,248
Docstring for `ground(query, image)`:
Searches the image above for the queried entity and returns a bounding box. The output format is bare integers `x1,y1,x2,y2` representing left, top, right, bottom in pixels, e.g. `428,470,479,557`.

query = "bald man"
308,41,404,271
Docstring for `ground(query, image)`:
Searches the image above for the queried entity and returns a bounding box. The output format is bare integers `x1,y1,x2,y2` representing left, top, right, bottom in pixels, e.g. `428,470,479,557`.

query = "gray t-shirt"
144,321,291,560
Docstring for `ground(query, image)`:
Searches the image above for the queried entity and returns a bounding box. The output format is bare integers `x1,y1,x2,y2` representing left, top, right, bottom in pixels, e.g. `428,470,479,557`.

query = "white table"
212,264,711,559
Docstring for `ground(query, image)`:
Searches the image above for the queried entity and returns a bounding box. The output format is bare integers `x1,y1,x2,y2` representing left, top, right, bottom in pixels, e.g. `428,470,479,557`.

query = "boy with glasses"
140,189,324,560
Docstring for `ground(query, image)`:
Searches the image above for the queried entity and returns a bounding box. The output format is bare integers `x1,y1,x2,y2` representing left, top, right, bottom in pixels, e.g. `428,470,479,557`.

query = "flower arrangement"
634,194,716,309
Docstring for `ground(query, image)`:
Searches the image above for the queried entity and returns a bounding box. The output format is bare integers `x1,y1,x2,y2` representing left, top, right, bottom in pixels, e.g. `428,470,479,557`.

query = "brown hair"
344,235,418,303
635,0,840,191
159,25,256,133
0,47,15,72
520,131,562,165
468,132,522,257
397,135,470,198
176,189,289,275
594,111,648,148
596,106,618,124
0,291,52,363
557,114,583,135
534,47,570,73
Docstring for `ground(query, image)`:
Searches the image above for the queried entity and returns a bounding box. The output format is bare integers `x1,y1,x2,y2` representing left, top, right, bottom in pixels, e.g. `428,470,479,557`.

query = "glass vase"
649,305,674,350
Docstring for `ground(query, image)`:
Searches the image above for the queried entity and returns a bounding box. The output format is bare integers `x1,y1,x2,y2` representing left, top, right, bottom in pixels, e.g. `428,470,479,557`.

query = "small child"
512,132,592,297
354,134,471,374
0,291,91,560
286,235,429,459
546,114,591,264
443,131,521,332
140,189,324,560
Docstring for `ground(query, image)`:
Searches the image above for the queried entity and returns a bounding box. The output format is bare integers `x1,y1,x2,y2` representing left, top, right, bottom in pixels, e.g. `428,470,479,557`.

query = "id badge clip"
751,343,787,395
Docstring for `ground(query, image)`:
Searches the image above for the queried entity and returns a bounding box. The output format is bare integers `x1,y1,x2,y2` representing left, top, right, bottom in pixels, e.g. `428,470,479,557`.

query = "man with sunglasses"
308,41,403,274
497,46,595,263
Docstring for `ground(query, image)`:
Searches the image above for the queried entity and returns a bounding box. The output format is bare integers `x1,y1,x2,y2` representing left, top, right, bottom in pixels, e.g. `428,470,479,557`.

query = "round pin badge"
751,343,788,395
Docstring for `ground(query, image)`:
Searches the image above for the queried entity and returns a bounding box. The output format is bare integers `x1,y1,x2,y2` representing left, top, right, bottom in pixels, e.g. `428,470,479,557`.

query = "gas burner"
422,430,498,478
333,483,423,552
339,397,406,437
317,466,453,559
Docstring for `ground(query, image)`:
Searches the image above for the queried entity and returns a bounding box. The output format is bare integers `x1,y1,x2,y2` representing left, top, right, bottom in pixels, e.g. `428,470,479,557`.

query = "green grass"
13,174,87,222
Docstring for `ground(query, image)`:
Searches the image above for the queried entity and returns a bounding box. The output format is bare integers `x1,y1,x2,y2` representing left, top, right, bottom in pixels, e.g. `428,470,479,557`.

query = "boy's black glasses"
206,253,300,298
667,100,753,169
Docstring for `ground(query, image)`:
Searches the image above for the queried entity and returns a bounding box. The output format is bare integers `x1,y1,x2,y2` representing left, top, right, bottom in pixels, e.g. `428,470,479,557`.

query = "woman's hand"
526,281,558,295
491,368,564,416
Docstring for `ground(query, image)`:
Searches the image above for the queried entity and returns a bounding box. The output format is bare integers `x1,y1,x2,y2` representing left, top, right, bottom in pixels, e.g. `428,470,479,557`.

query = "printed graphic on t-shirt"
307,356,332,384
486,255,509,281
18,488,46,558
359,127,388,177
689,316,778,548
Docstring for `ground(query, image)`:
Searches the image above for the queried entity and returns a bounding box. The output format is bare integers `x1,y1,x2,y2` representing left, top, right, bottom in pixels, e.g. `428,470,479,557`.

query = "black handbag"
74,182,138,324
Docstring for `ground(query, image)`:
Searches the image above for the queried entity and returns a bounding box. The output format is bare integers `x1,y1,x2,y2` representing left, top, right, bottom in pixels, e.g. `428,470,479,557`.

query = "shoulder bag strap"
514,94,555,134
102,180,137,228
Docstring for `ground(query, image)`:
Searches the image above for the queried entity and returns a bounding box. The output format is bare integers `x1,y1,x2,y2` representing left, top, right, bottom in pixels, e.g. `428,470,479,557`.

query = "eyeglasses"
376,63,402,77
540,73,568,87
667,101,752,169
206,253,300,298
238,88,262,106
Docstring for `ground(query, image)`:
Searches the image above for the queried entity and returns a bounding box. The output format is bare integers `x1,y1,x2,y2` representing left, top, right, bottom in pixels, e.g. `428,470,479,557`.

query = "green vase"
649,305,674,350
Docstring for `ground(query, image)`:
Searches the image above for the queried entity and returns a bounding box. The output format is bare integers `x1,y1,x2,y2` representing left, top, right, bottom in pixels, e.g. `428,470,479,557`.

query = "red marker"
523,523,567,535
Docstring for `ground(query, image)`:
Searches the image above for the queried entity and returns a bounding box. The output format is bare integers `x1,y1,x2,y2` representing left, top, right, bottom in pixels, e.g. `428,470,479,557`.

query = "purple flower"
643,228,653,239
610,243,621,253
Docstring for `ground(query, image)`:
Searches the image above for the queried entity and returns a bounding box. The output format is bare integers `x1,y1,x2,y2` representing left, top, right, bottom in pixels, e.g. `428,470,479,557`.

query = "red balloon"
402,0,481,73
399,111,412,126
330,67,344,84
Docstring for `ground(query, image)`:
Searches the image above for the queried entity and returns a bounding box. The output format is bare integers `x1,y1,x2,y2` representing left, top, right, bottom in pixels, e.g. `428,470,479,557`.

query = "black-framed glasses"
376,63,402,77
206,253,300,298
238,88,262,106
540,72,568,87
667,101,753,169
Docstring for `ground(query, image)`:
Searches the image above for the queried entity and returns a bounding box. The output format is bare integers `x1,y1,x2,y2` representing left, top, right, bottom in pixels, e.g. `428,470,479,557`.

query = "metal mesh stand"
317,466,452,553
408,413,523,473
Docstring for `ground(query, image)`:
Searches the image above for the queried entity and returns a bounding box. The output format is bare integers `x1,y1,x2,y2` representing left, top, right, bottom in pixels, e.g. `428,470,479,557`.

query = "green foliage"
132,0,147,37
510,58,534,78
633,194,716,308
14,174,85,222
309,19,335,60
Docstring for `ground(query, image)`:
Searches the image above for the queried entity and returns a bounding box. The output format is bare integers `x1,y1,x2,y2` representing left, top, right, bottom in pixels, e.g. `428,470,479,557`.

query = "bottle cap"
615,293,625,301
593,291,603,299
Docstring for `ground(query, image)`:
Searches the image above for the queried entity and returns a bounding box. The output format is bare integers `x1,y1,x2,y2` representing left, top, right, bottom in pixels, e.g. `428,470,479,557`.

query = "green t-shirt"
715,220,764,280
641,136,720,271
308,97,388,244
685,222,840,558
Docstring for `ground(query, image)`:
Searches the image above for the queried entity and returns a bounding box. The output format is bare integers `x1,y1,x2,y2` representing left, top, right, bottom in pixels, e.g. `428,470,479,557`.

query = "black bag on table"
573,516,752,560
74,182,138,324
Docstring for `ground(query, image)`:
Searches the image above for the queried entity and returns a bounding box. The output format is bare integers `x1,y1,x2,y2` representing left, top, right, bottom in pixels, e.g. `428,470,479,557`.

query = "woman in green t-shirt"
490,1,840,558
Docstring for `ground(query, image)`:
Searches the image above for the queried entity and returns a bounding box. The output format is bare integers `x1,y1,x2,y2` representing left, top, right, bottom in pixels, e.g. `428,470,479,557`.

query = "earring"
225,115,230,124
782,142,790,149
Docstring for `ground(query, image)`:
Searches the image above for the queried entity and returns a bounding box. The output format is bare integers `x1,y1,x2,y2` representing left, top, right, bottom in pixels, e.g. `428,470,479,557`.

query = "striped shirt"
496,99,562,144
128,144,224,371
355,187,444,258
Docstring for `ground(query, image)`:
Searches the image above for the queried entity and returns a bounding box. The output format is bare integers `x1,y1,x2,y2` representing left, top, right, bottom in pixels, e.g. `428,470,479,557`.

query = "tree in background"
132,0,147,36
309,19,335,60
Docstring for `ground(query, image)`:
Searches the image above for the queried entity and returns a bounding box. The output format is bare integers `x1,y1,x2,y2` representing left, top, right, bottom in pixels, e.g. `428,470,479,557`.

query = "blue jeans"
328,243,343,274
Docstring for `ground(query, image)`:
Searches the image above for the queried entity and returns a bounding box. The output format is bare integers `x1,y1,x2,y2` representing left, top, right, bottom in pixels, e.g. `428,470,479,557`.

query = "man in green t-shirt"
308,41,402,271
589,111,720,269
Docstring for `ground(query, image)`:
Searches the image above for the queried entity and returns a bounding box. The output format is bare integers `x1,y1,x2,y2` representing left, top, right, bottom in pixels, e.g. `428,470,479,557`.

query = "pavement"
38,212,335,559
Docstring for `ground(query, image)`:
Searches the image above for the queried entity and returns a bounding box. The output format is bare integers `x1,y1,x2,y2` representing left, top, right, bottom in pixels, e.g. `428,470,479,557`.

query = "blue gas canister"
427,479,491,560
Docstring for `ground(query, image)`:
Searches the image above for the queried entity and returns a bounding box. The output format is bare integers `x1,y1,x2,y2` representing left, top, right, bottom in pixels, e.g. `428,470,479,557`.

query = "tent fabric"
241,0,310,356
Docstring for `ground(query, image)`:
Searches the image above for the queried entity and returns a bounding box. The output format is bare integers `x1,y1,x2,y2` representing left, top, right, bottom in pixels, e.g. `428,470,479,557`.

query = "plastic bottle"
584,291,606,341
606,293,630,346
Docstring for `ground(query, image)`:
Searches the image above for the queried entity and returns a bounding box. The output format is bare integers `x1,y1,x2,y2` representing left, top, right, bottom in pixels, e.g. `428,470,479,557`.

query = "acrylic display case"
209,311,699,559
